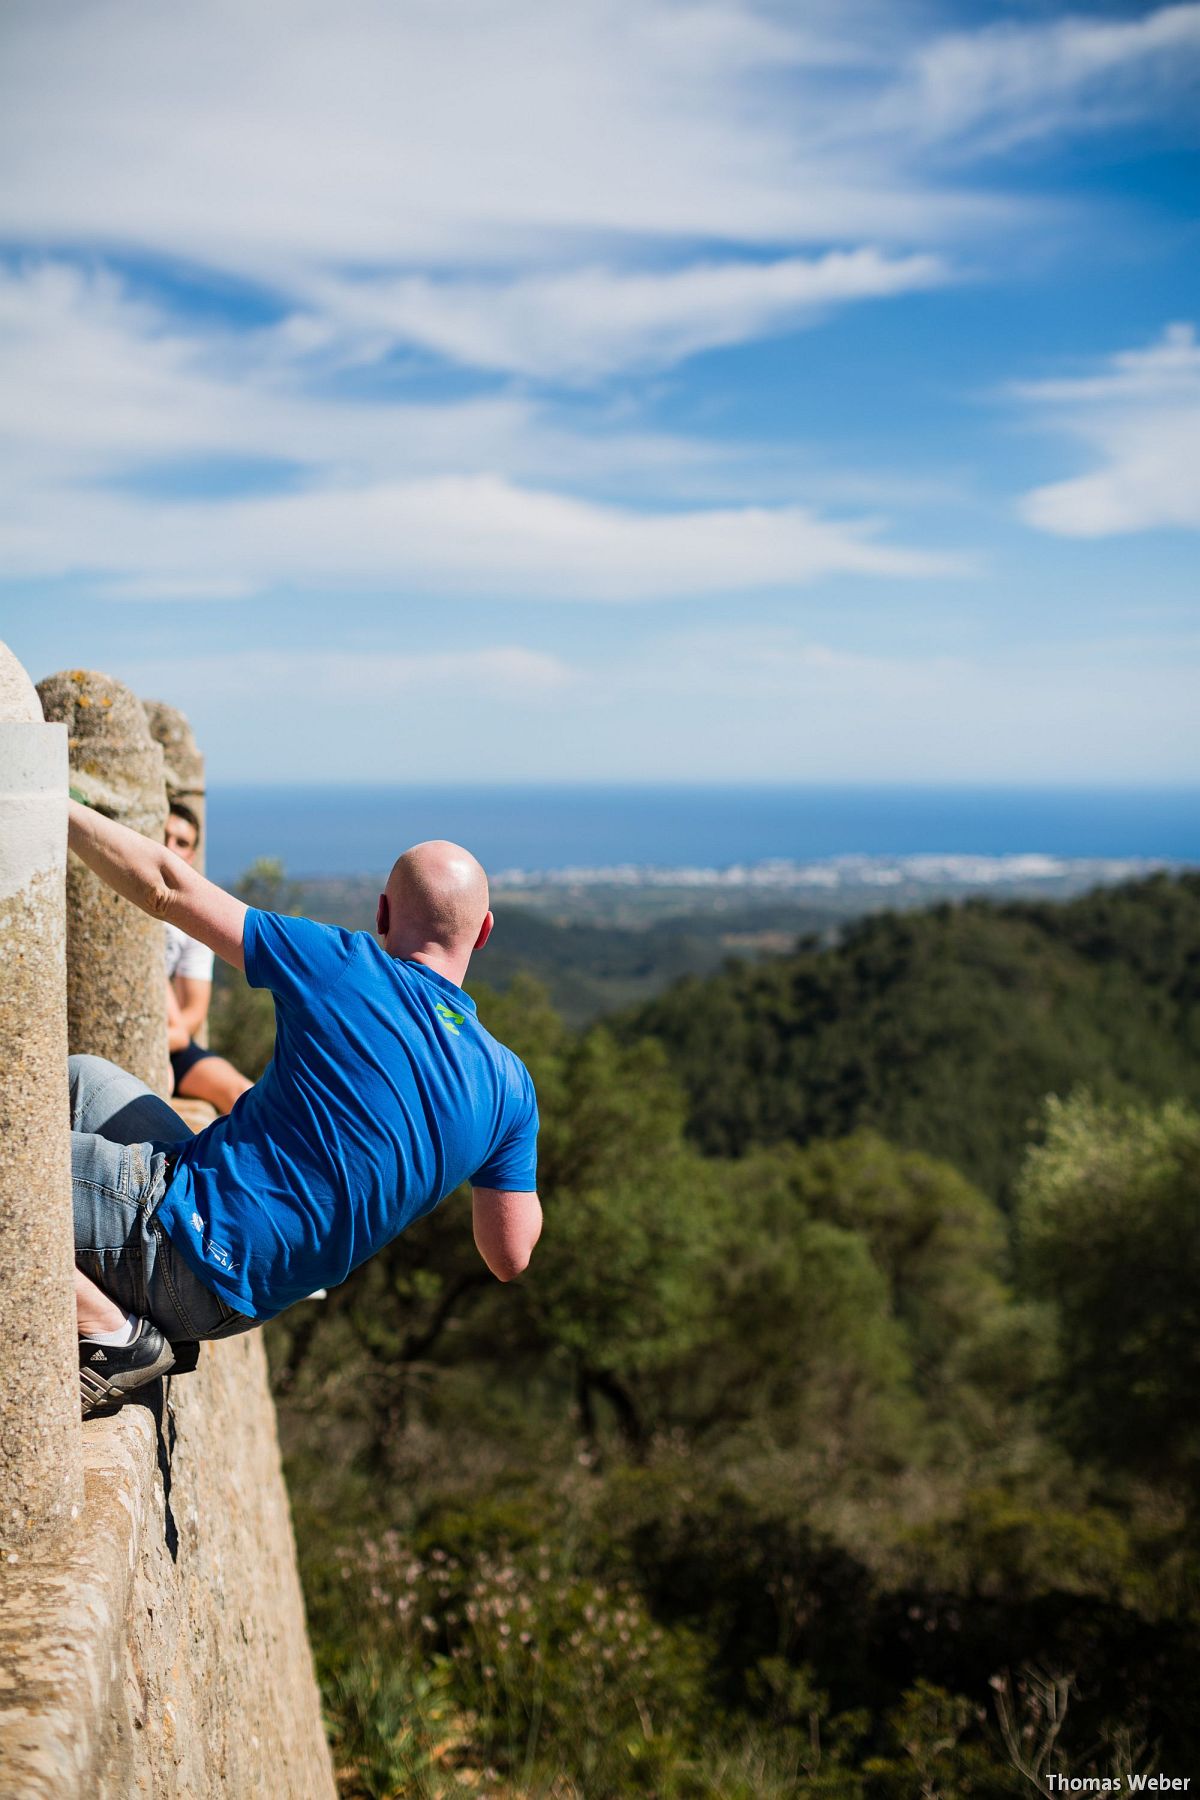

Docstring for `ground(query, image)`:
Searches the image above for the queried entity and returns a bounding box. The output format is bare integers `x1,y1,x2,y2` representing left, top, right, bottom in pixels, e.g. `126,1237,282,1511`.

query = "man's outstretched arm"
472,1187,542,1282
68,799,247,971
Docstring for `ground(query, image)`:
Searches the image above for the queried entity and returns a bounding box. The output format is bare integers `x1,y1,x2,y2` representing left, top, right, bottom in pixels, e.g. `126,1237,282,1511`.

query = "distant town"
493,852,1173,894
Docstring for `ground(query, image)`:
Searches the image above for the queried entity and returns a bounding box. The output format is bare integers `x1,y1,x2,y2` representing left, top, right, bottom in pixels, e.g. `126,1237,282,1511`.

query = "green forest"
212,870,1200,1799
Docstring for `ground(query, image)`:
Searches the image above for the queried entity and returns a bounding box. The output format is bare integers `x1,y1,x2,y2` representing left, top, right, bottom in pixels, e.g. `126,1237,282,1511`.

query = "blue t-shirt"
156,910,539,1320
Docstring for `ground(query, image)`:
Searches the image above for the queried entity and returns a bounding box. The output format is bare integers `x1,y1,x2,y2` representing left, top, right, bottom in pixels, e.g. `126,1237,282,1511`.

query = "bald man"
66,799,542,1417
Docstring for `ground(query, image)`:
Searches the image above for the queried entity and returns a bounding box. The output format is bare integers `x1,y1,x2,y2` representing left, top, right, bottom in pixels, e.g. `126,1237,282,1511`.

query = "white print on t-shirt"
204,1236,236,1274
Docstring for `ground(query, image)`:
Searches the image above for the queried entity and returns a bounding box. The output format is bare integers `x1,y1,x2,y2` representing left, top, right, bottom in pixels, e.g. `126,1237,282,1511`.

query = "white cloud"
4,1,1193,286
0,262,532,476
5,472,965,602
899,4,1200,153
0,1,1195,404
1016,323,1200,536
0,0,987,273
0,262,963,599
1,2,1195,608
0,260,743,506
306,249,948,381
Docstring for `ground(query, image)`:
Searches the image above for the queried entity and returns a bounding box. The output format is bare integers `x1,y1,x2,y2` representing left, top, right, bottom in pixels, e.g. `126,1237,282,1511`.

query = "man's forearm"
67,800,248,970
68,799,193,920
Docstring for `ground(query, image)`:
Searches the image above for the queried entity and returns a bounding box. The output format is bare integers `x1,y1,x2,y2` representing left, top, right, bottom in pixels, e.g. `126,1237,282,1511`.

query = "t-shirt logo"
204,1236,237,1273
434,1000,466,1037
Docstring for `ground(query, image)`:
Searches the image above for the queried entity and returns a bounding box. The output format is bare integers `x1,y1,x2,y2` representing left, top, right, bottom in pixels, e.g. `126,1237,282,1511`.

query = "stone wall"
2,1342,336,1799
0,646,82,1549
0,646,336,1800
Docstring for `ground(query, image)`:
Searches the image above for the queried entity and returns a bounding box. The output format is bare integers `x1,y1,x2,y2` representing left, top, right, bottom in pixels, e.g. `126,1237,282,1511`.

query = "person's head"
376,840,493,975
166,803,201,865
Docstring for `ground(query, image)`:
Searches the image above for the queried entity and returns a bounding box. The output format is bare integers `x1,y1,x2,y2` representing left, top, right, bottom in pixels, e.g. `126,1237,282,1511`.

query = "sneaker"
79,1320,176,1417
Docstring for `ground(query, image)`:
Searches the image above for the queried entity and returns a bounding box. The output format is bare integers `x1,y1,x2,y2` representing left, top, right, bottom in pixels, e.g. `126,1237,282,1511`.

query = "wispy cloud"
305,250,949,382
9,472,966,603
0,1,986,273
6,1,1195,284
0,261,963,599
897,4,1200,153
1016,323,1200,536
1,0,1196,671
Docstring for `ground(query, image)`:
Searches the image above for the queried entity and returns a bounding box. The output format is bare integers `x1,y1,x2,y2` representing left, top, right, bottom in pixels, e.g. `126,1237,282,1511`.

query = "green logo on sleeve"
435,1001,466,1037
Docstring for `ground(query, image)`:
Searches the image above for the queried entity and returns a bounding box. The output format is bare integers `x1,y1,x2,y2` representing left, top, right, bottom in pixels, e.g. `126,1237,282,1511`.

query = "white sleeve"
165,922,214,983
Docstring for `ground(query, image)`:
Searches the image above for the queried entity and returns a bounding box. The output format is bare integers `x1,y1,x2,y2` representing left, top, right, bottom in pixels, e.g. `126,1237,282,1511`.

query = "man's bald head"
380,840,491,960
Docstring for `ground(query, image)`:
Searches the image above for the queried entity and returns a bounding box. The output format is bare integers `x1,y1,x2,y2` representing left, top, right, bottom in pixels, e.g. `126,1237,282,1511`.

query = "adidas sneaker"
79,1319,176,1417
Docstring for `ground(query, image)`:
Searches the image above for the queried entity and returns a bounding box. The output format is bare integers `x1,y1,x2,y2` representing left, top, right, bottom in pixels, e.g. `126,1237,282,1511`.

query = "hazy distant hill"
622,872,1200,1202
294,874,839,1024
292,859,1183,1027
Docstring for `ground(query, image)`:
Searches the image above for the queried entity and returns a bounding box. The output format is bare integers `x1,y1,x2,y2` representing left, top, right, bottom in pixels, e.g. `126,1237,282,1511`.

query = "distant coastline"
206,783,1200,886
490,852,1171,892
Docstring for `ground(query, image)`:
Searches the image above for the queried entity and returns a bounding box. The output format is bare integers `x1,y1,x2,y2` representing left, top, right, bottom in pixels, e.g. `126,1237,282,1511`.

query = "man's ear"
376,892,389,939
475,909,494,952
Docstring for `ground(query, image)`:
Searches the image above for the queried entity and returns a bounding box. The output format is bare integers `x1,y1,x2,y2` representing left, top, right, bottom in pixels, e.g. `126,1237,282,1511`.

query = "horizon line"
205,778,1200,794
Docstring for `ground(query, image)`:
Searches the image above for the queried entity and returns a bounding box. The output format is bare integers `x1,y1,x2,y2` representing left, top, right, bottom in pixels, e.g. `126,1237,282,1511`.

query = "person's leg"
70,1053,190,1327
70,1052,191,1147
71,1115,165,1311
175,1052,253,1115
75,1267,126,1335
70,1055,256,1360
71,1122,181,1413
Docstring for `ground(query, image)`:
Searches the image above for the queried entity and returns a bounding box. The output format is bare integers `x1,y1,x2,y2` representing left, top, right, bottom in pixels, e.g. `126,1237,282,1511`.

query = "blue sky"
0,0,1197,784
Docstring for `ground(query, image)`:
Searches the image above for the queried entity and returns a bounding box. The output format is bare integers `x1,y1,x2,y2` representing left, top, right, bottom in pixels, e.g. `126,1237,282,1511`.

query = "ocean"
204,784,1200,885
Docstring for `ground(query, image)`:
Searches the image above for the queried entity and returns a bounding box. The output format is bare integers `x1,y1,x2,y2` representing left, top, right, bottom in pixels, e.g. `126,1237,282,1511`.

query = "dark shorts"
70,1054,257,1344
171,1039,218,1085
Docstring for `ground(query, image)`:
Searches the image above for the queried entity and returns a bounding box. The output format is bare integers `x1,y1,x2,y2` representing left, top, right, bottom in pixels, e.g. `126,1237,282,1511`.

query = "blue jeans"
71,1054,256,1343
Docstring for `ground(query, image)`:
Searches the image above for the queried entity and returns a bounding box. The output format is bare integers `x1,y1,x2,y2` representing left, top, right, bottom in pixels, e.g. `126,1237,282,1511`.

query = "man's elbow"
144,880,176,922
147,856,194,923
499,1202,543,1280
489,1219,541,1280
491,1245,533,1282
475,1190,542,1283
